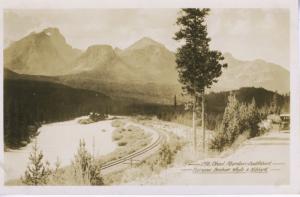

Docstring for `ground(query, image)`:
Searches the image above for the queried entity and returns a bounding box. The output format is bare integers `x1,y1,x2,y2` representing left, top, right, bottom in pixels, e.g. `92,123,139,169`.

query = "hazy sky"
4,9,289,69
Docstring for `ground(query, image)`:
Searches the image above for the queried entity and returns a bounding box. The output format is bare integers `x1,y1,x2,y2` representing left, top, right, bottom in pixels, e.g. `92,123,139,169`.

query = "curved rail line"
101,131,164,170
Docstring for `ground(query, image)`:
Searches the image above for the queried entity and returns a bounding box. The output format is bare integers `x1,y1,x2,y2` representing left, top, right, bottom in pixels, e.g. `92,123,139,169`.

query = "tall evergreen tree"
221,93,240,143
174,8,227,153
270,92,280,114
247,98,260,137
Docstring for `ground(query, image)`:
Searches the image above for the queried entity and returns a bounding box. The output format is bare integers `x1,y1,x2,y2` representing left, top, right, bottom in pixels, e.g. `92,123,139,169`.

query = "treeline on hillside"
158,87,290,130
4,79,289,150
206,87,289,113
4,79,175,149
107,95,175,115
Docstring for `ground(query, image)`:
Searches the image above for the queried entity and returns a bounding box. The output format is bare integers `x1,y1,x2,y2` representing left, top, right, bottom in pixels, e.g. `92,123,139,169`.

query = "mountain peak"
34,27,63,39
40,27,66,43
43,27,60,35
4,26,81,76
127,37,165,50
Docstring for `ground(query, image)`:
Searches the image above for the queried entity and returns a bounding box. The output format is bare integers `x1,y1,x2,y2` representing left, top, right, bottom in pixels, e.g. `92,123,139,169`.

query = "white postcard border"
0,0,299,194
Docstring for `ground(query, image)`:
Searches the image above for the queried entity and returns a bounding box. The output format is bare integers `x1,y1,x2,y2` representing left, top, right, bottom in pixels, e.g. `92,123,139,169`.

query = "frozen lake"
4,116,118,181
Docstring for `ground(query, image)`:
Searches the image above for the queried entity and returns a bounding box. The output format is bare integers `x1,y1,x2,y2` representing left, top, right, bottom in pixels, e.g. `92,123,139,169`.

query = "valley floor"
4,116,118,181
4,116,290,186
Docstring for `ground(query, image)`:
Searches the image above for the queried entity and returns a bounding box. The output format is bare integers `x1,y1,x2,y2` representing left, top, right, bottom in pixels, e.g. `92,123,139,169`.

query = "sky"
4,9,289,69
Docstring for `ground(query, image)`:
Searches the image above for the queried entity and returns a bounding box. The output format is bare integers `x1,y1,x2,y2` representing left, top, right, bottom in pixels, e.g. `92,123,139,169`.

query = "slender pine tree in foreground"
174,8,227,154
21,140,51,185
71,139,103,185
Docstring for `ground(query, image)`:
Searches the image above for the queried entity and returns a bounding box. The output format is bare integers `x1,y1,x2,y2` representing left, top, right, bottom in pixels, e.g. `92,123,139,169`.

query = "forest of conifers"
4,79,173,148
4,78,289,149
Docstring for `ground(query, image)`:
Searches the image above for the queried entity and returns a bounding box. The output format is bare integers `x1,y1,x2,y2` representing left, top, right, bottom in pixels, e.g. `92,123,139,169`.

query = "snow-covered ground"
4,116,118,181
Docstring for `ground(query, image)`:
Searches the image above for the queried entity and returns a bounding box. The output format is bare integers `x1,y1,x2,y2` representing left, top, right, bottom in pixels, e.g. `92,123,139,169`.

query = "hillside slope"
4,78,110,148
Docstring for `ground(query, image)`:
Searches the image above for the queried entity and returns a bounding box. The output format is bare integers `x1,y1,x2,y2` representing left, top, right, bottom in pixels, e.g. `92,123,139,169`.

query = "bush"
88,160,104,185
78,113,108,125
71,139,103,185
49,157,65,185
111,120,125,128
89,112,107,122
112,129,123,141
118,141,127,146
258,119,272,136
209,130,227,151
158,144,173,167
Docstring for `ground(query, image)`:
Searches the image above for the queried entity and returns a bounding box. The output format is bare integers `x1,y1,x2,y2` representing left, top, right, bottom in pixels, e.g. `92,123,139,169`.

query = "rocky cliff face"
4,27,81,76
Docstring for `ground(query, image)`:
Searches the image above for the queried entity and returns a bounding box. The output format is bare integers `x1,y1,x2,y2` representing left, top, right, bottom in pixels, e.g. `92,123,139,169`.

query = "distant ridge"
125,37,166,51
212,53,290,93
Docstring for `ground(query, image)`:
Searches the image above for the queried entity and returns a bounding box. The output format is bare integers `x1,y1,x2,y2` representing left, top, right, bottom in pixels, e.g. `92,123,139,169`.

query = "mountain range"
212,53,290,93
4,27,290,104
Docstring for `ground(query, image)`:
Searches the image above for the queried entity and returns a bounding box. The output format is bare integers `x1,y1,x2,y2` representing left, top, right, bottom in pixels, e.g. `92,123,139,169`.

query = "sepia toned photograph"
0,0,299,194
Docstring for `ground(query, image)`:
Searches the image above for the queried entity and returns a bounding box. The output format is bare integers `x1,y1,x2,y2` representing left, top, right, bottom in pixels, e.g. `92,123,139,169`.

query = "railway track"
101,129,164,170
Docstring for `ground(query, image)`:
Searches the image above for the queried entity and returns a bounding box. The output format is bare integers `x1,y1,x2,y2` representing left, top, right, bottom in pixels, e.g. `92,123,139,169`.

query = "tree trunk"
192,94,197,153
202,89,205,156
